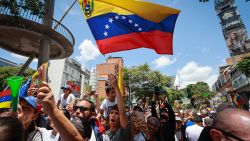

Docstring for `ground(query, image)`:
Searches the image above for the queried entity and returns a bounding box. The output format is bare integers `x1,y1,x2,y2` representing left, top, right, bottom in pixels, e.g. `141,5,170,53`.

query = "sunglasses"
215,128,245,141
73,106,90,112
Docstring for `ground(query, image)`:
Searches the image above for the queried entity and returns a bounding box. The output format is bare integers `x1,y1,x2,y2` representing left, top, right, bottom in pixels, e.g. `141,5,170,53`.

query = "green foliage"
0,0,45,18
236,56,250,77
0,66,35,91
123,63,171,101
183,82,215,108
165,88,184,104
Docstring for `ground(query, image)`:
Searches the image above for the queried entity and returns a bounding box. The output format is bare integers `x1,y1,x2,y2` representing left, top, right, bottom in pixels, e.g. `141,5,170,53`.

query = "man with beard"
74,99,103,141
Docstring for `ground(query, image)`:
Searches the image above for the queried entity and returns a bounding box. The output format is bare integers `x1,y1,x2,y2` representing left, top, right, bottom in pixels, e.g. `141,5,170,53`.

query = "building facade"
96,57,124,98
48,58,90,101
215,0,250,58
89,68,98,91
212,0,250,110
228,66,250,110
212,66,234,105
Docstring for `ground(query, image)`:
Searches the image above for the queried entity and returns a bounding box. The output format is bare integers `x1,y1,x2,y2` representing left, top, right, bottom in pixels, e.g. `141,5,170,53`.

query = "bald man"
210,108,250,141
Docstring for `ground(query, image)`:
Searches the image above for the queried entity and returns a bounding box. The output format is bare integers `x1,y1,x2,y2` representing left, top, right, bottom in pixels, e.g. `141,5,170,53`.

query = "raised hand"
37,81,55,114
27,84,38,96
37,63,48,87
108,74,118,88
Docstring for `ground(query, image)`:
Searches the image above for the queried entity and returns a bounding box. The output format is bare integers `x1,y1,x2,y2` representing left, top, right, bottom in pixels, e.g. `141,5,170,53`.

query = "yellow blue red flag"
78,0,180,54
0,90,11,108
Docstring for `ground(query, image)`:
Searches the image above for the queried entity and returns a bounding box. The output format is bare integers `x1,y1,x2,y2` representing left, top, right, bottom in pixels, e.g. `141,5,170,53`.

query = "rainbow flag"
79,0,180,54
0,90,11,108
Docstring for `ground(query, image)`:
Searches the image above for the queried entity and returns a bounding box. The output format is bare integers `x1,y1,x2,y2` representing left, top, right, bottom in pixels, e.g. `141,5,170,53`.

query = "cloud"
152,56,176,68
75,39,101,66
11,53,38,62
177,61,218,89
201,47,210,53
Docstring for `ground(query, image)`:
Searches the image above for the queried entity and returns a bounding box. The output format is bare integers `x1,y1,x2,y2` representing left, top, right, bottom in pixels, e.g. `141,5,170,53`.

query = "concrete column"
37,0,55,69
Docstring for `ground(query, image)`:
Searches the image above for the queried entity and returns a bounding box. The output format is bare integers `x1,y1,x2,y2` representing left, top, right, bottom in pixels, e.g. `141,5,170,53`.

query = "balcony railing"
232,73,250,90
0,5,75,46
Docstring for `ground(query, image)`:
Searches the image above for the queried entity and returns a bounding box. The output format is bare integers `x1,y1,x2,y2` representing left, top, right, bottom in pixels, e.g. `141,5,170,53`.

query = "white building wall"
89,69,98,91
81,74,85,97
48,58,90,101
48,59,65,101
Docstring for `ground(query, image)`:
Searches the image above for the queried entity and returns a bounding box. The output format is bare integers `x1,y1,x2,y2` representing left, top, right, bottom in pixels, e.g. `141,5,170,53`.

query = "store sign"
219,7,242,30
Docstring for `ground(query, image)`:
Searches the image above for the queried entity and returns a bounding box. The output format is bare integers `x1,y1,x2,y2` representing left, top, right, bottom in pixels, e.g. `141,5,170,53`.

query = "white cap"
176,116,182,121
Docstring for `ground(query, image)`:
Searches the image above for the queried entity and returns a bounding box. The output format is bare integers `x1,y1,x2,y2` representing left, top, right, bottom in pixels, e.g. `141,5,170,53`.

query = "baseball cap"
61,85,72,90
19,96,37,109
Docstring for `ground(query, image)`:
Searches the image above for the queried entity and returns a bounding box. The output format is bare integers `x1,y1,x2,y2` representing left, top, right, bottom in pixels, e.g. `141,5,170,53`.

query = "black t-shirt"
198,126,213,141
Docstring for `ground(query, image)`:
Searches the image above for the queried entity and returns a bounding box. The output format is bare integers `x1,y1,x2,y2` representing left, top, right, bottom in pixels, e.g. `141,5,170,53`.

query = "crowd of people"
0,64,250,141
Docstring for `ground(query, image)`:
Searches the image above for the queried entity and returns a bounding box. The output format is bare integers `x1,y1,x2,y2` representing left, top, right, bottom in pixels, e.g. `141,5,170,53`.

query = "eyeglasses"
215,128,245,141
73,106,90,112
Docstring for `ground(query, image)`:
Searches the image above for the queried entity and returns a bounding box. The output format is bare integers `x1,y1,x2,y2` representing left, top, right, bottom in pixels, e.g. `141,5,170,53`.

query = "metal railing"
0,5,75,46
231,73,250,90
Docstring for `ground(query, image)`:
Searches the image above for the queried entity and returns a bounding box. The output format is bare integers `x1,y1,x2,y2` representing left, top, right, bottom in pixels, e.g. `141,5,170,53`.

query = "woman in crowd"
147,116,161,141
149,94,176,141
131,106,150,141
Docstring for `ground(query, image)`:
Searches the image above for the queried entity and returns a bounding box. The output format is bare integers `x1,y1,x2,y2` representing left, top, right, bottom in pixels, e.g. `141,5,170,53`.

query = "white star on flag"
109,18,114,23
128,19,133,23
134,23,139,27
103,31,108,36
122,16,126,19
138,28,142,31
105,24,109,29
115,15,119,19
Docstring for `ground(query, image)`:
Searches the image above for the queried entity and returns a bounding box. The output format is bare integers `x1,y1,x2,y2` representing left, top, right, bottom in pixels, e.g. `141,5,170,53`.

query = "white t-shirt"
28,127,55,141
100,99,117,118
60,93,75,108
47,130,60,141
185,124,204,141
89,127,96,141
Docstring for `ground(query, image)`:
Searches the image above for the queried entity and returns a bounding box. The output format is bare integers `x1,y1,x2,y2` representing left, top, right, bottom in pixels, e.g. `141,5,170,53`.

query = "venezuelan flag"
79,0,180,54
0,90,11,108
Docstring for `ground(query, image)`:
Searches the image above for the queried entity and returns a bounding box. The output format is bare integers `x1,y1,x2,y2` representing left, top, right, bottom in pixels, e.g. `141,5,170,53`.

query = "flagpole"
53,0,78,30
103,54,107,62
